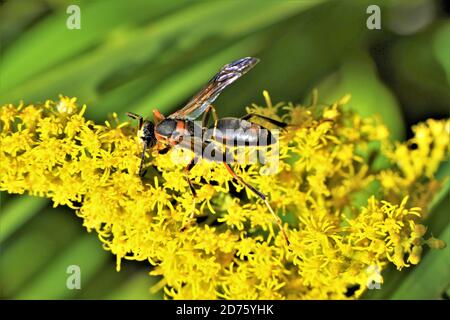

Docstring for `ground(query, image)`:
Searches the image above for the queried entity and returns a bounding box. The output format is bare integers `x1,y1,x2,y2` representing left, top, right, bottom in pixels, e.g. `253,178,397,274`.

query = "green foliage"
314,52,405,140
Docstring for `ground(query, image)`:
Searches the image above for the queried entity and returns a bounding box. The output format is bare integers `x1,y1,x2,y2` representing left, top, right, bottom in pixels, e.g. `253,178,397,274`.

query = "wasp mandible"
127,57,289,244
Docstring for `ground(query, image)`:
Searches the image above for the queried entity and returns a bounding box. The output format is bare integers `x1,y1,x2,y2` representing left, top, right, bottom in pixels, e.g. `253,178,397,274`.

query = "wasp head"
140,121,156,148
126,112,156,148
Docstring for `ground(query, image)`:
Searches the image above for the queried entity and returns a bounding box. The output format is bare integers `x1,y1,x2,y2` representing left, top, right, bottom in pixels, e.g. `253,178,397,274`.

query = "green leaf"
0,0,189,91
14,233,109,299
313,52,405,140
129,36,266,119
0,195,48,243
432,21,450,86
106,273,162,300
0,207,79,297
428,160,450,214
386,25,450,122
0,0,327,122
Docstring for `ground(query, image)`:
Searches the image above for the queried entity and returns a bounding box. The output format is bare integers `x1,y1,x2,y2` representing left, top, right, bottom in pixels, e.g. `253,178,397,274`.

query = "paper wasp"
127,57,289,244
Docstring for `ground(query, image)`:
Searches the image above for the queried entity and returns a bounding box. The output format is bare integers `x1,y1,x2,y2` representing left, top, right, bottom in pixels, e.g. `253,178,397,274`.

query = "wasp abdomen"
210,118,276,146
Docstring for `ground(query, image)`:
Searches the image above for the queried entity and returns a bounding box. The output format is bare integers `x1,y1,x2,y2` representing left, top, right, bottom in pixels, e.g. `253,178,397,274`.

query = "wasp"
127,57,289,244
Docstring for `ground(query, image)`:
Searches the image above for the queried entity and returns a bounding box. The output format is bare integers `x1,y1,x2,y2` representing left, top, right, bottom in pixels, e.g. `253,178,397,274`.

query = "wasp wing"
168,57,259,120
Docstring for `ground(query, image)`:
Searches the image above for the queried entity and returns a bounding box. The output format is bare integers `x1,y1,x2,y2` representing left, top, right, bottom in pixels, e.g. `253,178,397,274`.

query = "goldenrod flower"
0,93,448,299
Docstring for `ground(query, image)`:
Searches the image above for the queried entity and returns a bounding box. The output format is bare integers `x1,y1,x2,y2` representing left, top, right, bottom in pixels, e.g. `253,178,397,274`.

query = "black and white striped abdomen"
208,118,276,146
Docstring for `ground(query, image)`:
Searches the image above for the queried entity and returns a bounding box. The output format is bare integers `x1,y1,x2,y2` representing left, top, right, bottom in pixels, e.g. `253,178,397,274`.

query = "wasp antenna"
126,112,142,120
126,112,143,129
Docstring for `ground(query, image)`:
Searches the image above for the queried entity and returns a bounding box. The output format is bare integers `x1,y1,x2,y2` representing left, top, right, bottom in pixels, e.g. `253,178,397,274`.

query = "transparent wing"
169,57,259,120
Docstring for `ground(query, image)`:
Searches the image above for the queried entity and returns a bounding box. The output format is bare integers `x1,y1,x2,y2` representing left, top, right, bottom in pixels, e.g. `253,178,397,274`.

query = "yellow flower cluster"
0,94,448,299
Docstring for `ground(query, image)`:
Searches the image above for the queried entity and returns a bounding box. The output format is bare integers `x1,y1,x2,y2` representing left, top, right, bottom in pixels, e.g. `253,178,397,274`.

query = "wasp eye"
156,119,177,137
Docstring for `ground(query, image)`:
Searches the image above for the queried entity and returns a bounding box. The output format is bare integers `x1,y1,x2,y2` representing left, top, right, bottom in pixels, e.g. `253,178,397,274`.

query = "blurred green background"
0,0,449,299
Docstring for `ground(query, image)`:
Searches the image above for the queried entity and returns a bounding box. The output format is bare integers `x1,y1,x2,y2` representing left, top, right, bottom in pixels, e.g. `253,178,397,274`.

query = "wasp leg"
184,157,198,199
241,113,288,129
223,162,290,245
158,146,171,155
223,162,265,199
138,142,147,177
180,157,199,231
201,105,219,128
